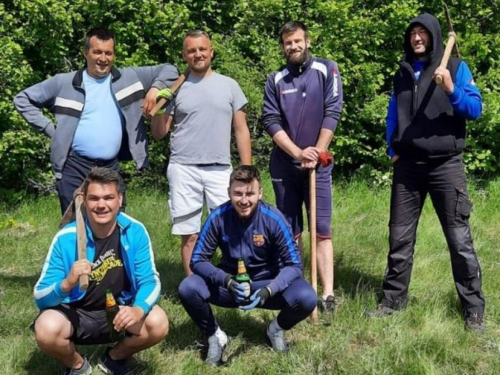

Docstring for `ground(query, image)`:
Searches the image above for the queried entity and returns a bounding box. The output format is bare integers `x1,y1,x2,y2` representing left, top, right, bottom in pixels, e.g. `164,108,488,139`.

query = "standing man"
14,27,179,215
369,13,485,333
151,30,252,275
33,167,168,375
261,21,343,313
178,165,316,365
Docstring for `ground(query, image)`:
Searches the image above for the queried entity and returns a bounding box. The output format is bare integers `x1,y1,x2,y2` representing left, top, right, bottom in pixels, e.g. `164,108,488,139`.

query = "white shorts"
167,163,232,235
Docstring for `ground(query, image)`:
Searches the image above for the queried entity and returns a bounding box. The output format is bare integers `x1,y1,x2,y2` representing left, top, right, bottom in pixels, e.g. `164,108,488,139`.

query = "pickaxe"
435,4,460,84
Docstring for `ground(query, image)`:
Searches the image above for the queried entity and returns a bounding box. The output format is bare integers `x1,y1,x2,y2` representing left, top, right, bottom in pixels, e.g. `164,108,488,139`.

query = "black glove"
224,275,247,304
239,287,272,311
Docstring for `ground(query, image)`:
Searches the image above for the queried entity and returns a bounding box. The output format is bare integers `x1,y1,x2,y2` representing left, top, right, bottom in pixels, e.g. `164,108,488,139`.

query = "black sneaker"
205,330,227,366
367,303,396,317
63,356,92,375
319,295,336,314
464,313,485,333
98,347,131,375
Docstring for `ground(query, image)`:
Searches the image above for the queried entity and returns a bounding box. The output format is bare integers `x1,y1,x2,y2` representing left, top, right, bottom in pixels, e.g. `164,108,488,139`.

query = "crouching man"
178,165,316,365
33,167,168,375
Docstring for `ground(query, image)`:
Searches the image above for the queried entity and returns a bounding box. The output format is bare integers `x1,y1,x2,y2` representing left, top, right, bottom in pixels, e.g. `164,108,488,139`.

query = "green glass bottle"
105,289,123,341
235,258,251,298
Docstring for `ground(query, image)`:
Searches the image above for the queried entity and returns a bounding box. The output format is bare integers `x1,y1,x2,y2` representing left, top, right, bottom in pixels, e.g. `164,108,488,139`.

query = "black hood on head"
403,13,443,63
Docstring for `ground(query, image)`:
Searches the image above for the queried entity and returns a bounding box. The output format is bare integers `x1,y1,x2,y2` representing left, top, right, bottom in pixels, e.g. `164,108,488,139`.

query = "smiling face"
182,35,213,76
84,36,115,79
409,25,430,57
84,182,122,232
228,179,263,220
281,29,310,65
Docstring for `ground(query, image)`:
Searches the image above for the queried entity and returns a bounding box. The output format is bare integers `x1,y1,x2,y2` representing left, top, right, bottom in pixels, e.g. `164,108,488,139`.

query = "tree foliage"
2,0,500,197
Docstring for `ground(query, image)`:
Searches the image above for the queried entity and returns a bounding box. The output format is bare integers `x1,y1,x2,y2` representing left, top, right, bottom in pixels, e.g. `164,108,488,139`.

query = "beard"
285,48,310,65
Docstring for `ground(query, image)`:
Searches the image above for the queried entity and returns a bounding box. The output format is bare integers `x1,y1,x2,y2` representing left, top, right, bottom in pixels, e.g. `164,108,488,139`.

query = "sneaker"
205,329,227,366
266,322,288,353
98,347,131,375
63,356,92,375
319,295,336,314
367,303,396,317
464,313,485,333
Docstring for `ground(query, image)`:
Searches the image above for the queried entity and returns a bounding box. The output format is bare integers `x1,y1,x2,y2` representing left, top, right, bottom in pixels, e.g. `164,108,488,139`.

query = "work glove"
318,151,333,168
155,88,174,115
224,275,247,304
238,287,272,311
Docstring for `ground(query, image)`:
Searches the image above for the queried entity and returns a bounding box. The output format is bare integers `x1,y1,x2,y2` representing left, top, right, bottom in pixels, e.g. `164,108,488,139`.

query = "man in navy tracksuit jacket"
261,21,343,313
370,13,485,333
178,166,316,365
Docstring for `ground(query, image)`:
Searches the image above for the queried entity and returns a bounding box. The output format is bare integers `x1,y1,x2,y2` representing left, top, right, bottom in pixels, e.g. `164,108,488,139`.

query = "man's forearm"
233,111,252,165
272,130,302,160
315,128,334,152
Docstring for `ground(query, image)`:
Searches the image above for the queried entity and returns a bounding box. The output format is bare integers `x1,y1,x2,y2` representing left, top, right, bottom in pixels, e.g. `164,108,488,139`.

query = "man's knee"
178,275,204,302
34,310,72,345
297,285,318,313
144,306,169,341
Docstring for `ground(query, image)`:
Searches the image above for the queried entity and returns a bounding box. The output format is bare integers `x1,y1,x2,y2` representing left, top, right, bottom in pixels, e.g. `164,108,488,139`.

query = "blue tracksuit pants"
178,275,317,337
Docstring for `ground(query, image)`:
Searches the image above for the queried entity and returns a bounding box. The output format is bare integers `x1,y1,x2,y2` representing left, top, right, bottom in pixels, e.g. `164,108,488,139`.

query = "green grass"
1,177,500,375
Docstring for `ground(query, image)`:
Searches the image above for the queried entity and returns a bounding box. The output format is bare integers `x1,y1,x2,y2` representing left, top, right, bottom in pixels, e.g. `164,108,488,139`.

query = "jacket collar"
72,66,122,88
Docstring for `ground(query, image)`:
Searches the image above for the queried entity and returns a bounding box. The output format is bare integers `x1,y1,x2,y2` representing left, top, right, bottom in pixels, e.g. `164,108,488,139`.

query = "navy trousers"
178,275,317,337
56,151,126,215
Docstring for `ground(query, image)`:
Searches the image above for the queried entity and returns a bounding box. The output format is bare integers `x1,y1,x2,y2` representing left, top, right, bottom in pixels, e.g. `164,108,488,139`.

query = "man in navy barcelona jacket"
178,166,316,365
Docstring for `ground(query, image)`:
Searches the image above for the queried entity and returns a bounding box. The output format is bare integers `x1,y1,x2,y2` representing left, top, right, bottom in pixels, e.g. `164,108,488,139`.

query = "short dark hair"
229,165,261,187
82,167,122,196
183,30,211,49
84,27,115,52
279,21,309,44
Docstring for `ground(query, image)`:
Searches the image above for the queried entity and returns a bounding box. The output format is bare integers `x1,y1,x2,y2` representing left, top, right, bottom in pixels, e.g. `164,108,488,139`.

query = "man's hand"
391,155,400,164
113,306,145,332
433,67,454,94
142,87,160,116
238,287,271,311
225,276,247,304
299,147,320,169
154,88,174,115
61,260,91,292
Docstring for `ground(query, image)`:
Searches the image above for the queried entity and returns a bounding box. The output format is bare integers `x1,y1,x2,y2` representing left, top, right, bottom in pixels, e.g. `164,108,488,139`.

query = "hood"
403,13,444,64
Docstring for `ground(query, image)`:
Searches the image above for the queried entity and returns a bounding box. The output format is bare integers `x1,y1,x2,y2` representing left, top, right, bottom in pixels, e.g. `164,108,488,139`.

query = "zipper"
412,83,418,118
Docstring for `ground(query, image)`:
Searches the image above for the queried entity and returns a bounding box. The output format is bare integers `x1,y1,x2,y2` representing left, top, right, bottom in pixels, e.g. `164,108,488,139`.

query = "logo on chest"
253,234,265,247
280,88,298,95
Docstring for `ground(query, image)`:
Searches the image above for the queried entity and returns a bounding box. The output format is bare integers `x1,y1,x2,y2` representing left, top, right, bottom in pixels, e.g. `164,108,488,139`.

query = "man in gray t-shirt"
152,30,252,275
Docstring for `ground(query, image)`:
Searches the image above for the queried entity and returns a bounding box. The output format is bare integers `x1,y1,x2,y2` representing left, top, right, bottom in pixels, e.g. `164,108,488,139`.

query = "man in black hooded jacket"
369,13,485,333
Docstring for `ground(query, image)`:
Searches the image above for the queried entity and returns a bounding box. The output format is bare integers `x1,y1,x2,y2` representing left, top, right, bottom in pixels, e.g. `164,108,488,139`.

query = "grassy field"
1,177,500,375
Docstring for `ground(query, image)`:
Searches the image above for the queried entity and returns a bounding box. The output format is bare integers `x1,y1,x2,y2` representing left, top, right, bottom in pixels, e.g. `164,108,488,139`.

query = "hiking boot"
367,303,396,317
319,295,336,314
266,322,288,353
465,313,485,333
98,347,131,375
205,329,227,366
63,356,92,375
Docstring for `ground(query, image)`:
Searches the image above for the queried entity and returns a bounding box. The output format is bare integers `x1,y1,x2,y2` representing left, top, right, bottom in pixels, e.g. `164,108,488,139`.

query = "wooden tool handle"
435,32,456,85
74,193,89,290
149,68,190,117
309,169,318,324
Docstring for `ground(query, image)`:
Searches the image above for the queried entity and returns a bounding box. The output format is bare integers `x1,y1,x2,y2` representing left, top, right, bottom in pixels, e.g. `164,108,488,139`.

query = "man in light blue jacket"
33,167,167,375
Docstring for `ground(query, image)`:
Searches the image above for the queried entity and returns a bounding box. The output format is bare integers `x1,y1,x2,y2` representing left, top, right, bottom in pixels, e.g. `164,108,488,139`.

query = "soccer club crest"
253,233,265,247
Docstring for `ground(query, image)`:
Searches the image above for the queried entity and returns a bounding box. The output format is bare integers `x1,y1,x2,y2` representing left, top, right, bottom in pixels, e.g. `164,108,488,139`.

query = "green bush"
2,0,499,198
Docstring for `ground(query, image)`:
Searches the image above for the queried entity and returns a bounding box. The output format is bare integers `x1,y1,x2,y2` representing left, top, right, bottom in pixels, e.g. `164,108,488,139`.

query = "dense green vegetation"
1,0,499,199
1,179,500,374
